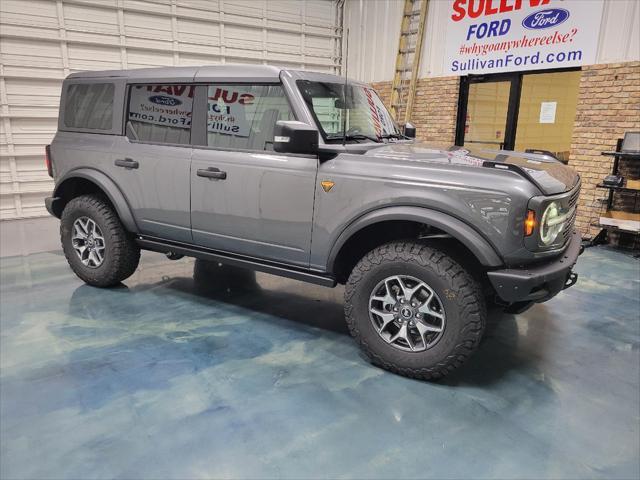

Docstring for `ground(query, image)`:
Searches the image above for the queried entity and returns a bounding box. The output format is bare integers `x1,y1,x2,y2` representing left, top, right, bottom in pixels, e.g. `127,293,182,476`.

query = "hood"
364,142,579,195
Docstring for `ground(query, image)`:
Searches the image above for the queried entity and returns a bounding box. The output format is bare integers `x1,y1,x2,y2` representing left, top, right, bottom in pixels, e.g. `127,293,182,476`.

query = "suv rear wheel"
60,194,140,287
344,241,486,380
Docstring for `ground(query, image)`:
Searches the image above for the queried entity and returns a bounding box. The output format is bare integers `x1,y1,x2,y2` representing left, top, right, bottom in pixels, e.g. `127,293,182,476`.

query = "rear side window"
127,84,193,145
64,83,114,130
206,84,294,151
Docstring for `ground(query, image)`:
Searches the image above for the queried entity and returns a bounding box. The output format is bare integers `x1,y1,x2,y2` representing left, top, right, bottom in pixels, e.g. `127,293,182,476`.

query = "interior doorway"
455,69,581,163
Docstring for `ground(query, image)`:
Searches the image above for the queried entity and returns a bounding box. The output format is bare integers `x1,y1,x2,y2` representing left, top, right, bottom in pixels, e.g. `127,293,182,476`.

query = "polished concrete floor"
0,245,639,480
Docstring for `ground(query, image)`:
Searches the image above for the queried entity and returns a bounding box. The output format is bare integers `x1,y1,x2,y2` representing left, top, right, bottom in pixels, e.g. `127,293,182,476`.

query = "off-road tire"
60,194,140,287
344,241,486,380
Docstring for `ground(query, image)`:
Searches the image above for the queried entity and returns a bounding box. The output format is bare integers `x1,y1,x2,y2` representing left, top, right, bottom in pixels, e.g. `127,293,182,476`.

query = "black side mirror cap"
403,122,416,139
274,121,319,154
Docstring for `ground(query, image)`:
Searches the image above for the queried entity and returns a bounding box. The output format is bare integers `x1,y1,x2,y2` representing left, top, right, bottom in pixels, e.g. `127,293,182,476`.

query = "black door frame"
455,67,581,151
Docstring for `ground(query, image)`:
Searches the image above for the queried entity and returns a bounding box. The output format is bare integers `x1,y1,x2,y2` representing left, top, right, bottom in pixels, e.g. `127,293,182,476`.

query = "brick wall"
371,62,640,238
372,81,393,113
569,61,640,237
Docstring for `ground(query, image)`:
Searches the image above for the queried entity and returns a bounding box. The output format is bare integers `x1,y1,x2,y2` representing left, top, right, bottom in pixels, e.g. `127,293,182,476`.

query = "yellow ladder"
390,0,429,124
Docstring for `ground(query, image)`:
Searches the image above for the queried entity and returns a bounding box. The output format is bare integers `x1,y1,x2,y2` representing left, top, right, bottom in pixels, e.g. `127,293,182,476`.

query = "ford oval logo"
522,8,569,30
149,95,182,106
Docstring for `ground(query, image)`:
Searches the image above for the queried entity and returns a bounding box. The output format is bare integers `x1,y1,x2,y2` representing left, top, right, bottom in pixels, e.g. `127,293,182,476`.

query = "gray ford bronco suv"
45,65,582,380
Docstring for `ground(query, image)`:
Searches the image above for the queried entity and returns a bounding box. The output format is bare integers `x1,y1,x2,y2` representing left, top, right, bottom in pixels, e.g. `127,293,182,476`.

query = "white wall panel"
597,0,640,64
0,0,342,220
346,0,640,83
344,0,403,83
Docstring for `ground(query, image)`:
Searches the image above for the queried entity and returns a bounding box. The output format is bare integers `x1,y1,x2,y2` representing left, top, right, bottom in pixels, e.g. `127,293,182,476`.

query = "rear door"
108,83,194,243
190,83,318,267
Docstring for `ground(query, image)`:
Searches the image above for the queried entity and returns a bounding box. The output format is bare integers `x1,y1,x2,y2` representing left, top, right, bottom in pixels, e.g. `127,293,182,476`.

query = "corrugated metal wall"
0,0,342,220
345,0,640,83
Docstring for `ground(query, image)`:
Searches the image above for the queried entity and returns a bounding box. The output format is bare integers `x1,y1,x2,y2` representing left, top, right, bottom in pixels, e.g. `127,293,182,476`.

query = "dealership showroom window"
0,0,639,479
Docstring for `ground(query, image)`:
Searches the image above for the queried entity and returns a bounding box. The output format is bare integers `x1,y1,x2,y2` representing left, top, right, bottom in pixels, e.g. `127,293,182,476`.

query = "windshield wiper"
379,133,409,140
327,133,382,143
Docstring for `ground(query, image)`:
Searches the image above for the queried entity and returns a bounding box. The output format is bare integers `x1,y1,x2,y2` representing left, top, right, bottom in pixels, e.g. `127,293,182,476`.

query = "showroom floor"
1,245,638,479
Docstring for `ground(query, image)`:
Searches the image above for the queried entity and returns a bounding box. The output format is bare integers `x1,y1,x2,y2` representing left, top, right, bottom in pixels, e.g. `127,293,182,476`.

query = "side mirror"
403,122,416,139
274,121,319,154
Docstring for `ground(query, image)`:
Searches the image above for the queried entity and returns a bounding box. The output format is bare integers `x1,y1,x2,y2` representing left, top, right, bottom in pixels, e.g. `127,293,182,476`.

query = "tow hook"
564,271,578,290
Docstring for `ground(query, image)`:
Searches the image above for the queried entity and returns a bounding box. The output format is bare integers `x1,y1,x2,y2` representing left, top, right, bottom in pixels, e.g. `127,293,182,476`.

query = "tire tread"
344,241,486,380
60,194,140,287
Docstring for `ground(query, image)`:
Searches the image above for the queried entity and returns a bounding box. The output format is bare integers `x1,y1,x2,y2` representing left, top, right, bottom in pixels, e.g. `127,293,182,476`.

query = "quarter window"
127,84,194,144
206,84,294,151
64,83,114,130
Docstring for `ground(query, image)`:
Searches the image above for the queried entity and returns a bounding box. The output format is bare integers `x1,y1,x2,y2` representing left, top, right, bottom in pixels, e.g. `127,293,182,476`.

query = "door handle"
197,167,227,180
114,158,139,169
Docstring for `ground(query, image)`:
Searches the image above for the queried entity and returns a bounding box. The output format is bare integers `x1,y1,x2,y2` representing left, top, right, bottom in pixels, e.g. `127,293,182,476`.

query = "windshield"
297,80,401,142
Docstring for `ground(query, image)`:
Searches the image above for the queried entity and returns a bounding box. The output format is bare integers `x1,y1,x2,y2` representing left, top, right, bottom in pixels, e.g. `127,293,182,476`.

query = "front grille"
561,206,578,242
568,184,580,209
561,183,580,243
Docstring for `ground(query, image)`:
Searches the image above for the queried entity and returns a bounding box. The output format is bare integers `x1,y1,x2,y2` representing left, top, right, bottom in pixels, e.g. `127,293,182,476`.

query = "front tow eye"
564,271,578,289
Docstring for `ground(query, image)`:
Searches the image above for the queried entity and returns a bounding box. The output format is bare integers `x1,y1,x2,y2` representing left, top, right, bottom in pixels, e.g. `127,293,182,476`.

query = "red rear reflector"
45,145,53,177
525,210,536,236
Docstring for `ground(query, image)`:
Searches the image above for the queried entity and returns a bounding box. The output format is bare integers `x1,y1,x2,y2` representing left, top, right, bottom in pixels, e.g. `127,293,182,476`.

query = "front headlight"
540,201,564,245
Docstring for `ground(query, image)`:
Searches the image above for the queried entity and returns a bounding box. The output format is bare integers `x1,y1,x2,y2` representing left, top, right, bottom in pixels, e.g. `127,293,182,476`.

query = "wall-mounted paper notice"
539,102,557,124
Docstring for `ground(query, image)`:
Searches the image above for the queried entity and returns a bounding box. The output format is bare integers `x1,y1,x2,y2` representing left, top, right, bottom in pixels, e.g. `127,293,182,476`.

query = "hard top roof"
65,64,366,85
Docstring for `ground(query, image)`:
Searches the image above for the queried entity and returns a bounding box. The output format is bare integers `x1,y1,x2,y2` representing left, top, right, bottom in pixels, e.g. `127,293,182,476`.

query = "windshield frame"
296,79,401,144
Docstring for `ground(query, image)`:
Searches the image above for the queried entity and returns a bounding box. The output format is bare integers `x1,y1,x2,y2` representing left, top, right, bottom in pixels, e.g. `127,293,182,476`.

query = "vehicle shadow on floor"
177,260,350,335
66,260,547,386
176,261,541,386
440,309,526,386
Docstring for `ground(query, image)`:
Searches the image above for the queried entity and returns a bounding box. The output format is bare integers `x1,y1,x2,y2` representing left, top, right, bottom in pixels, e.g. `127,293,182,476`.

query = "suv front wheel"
60,194,140,287
344,241,486,380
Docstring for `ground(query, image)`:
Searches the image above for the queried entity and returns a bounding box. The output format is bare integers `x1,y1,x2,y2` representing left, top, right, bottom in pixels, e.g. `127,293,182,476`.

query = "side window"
206,84,294,151
127,84,194,144
64,83,114,130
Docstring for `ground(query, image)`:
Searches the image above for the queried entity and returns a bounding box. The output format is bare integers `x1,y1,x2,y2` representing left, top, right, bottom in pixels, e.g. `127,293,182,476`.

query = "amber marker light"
525,210,536,237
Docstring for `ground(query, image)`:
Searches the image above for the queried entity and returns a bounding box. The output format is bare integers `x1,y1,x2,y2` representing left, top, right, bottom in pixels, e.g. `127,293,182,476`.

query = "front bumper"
488,230,583,303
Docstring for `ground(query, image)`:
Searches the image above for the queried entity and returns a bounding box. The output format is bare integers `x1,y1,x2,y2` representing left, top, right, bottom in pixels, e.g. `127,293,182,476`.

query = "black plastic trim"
327,205,504,271
136,236,337,288
44,196,60,217
481,160,547,194
52,168,139,232
488,230,583,303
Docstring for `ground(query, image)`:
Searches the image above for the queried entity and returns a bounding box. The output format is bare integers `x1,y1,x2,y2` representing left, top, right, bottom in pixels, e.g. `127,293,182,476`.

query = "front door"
190,84,317,267
108,83,195,243
457,75,519,150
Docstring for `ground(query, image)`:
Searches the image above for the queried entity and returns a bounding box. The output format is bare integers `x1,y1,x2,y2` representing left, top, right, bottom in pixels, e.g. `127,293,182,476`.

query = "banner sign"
444,0,604,76
207,87,255,138
129,85,193,129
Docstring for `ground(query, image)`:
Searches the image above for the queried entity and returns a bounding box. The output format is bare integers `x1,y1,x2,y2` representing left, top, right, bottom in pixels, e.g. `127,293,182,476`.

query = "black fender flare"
327,206,504,271
51,168,138,233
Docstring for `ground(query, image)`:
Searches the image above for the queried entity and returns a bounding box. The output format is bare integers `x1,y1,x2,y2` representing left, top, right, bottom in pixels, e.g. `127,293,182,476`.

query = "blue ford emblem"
149,95,182,106
522,8,569,30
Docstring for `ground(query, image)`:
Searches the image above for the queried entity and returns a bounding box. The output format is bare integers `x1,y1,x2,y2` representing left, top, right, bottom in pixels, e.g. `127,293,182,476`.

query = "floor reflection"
0,248,638,480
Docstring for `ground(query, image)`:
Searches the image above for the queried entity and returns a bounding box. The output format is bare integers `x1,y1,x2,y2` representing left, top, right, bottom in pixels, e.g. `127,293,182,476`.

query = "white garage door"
0,0,343,220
